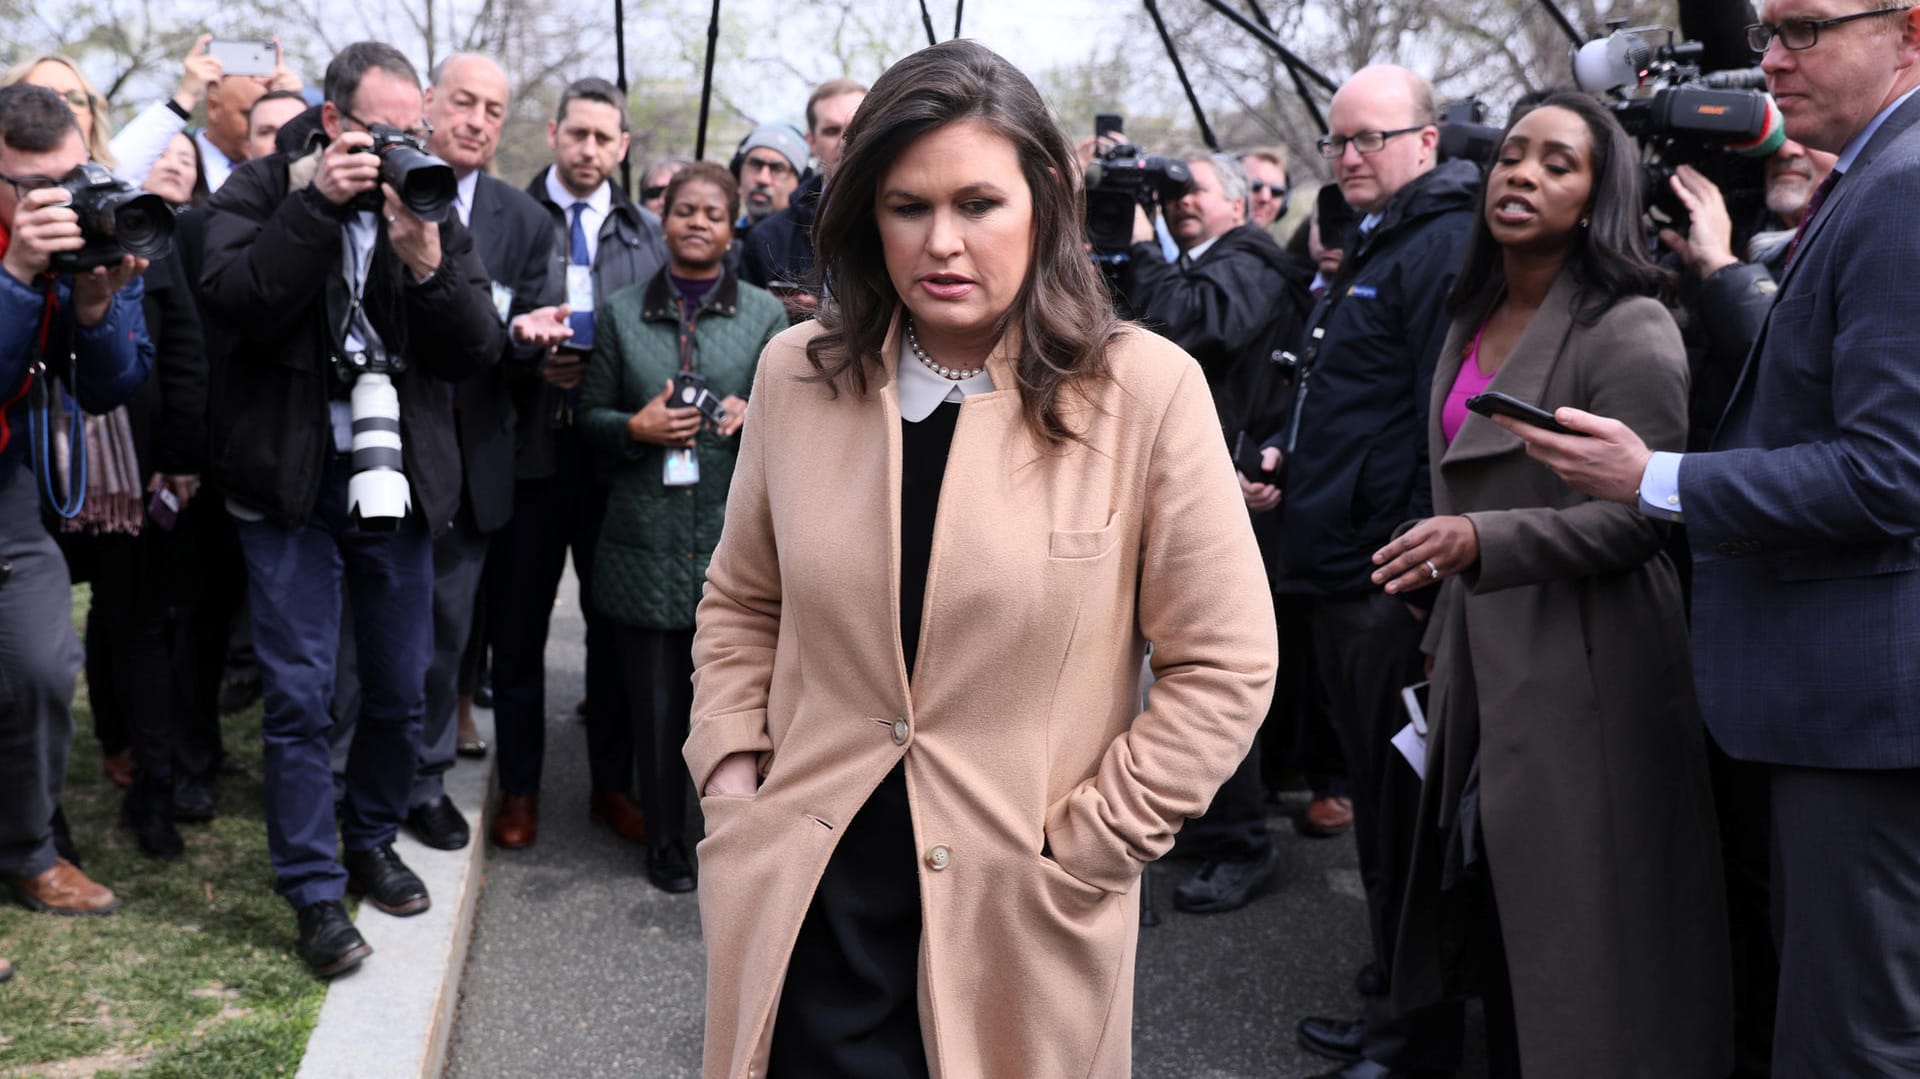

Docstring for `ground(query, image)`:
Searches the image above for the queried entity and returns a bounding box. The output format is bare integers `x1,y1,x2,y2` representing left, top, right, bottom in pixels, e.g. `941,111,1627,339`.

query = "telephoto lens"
346,373,412,531
367,125,456,223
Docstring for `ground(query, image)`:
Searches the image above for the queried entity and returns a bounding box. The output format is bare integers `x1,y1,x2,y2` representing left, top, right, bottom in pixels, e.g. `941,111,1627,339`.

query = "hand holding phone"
207,39,276,78
1465,391,1587,436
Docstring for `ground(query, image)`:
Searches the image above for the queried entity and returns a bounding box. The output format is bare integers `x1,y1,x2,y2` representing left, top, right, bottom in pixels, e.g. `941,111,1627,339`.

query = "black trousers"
488,445,627,799
1263,592,1347,795
1710,736,1778,1078
1311,591,1464,1073
613,625,693,851
1768,765,1920,1077
179,489,247,782
84,530,194,779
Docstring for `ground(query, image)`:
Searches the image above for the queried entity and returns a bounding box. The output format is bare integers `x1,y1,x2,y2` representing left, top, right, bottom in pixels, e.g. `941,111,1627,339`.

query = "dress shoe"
589,790,648,845
296,900,371,978
121,774,184,860
6,857,118,915
1172,848,1276,913
343,843,431,916
1299,794,1354,837
646,842,696,894
1302,1060,1392,1079
101,750,135,790
1298,1015,1367,1062
173,775,216,822
492,794,538,849
406,795,471,851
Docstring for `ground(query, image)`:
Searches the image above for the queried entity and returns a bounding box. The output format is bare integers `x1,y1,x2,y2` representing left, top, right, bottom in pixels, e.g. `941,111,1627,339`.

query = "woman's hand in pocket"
704,751,760,797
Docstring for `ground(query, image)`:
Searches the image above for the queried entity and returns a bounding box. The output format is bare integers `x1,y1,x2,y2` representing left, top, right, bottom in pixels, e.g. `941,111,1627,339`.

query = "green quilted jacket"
578,265,786,630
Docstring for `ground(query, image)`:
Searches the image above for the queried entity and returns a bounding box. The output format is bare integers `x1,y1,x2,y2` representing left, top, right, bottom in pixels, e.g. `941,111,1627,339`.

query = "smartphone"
1465,391,1585,436
208,39,276,78
147,486,180,532
1400,680,1431,736
1095,113,1124,139
1232,431,1277,480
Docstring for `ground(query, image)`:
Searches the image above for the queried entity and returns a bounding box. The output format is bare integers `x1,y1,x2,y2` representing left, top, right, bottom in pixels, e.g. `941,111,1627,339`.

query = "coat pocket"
1049,513,1122,560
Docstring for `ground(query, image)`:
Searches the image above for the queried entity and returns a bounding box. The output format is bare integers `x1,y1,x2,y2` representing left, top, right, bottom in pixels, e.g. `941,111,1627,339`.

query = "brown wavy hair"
805,40,1120,447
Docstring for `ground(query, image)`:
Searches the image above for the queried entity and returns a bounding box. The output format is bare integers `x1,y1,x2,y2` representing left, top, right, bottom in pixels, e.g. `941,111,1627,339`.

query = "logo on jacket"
1347,284,1378,299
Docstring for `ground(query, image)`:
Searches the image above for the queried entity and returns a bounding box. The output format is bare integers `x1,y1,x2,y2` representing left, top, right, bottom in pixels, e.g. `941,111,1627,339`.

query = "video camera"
1083,115,1195,255
1572,25,1786,225
48,163,175,273
670,370,729,427
349,124,457,223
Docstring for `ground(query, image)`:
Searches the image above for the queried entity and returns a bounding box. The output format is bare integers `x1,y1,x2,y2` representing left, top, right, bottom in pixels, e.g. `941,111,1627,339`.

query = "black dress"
766,400,957,1077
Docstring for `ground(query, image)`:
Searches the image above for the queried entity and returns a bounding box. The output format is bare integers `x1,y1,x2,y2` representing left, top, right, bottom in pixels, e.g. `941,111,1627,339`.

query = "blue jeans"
236,454,432,910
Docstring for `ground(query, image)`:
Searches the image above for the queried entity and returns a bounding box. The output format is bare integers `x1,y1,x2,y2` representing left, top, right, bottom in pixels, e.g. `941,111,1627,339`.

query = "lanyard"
25,281,87,518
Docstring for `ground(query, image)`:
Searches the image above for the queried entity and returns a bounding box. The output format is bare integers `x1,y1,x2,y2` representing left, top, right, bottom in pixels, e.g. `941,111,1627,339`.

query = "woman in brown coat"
686,41,1277,1079
1369,94,1732,1077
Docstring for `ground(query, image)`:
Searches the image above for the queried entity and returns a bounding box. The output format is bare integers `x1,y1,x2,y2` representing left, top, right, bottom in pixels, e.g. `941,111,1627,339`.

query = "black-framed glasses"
1316,125,1427,158
641,184,669,201
337,106,433,145
1249,180,1288,197
742,154,795,178
1747,5,1911,50
0,170,61,199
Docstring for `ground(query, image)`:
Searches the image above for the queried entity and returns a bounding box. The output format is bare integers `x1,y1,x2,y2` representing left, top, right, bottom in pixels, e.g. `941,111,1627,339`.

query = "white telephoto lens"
347,373,411,529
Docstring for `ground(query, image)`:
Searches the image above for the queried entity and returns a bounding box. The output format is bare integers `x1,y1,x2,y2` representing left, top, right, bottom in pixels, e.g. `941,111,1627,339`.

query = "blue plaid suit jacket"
1681,92,1920,769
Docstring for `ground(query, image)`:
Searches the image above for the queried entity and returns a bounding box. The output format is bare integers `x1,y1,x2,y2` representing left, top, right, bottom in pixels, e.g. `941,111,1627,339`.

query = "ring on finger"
1424,559,1440,580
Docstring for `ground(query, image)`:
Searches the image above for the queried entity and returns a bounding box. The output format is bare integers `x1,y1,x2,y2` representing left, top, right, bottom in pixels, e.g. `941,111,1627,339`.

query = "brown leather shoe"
7,858,118,915
588,790,647,845
492,795,538,849
1299,795,1354,837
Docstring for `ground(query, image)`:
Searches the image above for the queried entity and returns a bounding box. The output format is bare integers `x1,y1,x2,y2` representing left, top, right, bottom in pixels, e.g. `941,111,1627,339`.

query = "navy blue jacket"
0,267,152,485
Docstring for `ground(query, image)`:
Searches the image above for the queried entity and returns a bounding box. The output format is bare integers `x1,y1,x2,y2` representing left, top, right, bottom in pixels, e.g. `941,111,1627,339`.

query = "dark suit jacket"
1681,91,1920,769
458,173,562,532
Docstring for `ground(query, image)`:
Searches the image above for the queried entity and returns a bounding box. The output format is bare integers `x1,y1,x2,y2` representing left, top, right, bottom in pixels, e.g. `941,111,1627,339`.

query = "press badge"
489,281,514,324
566,265,595,317
663,447,700,486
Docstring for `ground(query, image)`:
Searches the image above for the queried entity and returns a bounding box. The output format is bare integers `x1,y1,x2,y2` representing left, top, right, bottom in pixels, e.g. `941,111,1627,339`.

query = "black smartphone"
1232,431,1277,479
1095,113,1124,140
1465,391,1586,436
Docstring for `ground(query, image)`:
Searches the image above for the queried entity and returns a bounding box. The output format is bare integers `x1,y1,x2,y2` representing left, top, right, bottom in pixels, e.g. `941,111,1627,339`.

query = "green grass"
0,586,327,1077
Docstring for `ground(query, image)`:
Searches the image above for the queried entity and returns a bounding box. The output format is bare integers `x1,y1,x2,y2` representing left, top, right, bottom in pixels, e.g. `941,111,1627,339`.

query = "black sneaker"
342,843,431,916
120,774,184,860
405,796,470,851
646,842,697,894
173,776,216,823
296,900,371,977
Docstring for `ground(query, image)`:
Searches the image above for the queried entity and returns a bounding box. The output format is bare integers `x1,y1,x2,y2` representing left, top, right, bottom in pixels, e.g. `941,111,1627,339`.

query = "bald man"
1250,64,1479,1079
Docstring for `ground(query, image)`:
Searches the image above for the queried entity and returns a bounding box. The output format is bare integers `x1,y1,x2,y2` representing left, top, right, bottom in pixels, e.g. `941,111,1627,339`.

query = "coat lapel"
1438,270,1582,469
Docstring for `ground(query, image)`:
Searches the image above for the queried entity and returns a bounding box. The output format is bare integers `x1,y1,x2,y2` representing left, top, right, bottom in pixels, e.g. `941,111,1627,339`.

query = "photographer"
0,82,153,920
198,41,504,978
1113,148,1313,915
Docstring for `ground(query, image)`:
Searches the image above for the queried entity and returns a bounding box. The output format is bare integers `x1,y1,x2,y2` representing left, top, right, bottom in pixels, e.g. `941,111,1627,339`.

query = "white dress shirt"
195,130,237,193
453,169,480,227
544,169,610,265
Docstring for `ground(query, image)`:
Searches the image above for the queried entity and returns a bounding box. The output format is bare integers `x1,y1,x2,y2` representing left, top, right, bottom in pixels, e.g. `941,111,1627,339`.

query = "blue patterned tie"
568,202,594,347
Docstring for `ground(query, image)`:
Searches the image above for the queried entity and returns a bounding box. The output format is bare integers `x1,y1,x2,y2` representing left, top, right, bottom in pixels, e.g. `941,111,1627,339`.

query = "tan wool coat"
686,316,1278,1078
1393,272,1732,1077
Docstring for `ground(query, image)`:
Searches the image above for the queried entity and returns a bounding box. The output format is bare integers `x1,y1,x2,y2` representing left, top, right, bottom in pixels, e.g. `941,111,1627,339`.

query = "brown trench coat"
1392,273,1733,1077
686,316,1278,1078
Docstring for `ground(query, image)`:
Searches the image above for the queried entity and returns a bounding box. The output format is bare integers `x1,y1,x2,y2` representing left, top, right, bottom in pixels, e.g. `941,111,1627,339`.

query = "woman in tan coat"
1369,94,1732,1077
686,41,1277,1079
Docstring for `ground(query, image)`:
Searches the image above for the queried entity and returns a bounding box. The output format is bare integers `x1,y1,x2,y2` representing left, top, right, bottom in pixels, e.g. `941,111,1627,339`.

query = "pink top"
1442,321,1496,445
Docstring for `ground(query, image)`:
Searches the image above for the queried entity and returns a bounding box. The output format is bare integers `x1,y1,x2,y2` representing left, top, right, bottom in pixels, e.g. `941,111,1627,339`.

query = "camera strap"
24,279,88,518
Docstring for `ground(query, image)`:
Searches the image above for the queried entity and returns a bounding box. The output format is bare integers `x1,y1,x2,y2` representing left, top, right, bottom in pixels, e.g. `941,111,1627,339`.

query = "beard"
745,183,776,221
1765,172,1815,221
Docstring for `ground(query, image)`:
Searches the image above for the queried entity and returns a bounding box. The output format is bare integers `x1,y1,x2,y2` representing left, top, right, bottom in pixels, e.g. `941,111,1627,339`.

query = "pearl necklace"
906,320,986,381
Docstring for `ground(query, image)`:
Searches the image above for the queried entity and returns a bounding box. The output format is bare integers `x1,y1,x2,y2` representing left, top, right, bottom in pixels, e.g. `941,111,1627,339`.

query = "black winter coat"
520,167,668,481
199,144,505,533
1262,158,1480,595
739,171,821,292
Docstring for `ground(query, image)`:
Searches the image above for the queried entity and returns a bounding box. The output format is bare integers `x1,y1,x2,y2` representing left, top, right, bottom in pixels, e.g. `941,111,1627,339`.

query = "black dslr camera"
1083,116,1195,256
670,370,729,427
48,163,174,273
350,124,457,223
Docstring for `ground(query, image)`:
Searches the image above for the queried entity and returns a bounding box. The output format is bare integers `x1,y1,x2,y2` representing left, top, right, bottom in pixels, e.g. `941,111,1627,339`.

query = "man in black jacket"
1117,148,1315,914
487,77,667,852
1246,65,1476,1079
198,41,505,978
739,76,866,314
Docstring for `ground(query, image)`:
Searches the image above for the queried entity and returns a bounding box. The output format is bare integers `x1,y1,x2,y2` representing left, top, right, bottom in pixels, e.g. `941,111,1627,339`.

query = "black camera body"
669,370,729,427
49,163,175,273
350,124,456,224
1084,141,1195,255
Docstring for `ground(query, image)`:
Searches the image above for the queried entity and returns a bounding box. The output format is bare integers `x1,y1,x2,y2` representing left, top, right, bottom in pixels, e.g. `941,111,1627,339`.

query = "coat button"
891,718,909,745
926,844,951,871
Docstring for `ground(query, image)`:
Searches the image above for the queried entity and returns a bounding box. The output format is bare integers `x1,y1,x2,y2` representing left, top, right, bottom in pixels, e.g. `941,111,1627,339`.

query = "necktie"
568,202,594,347
1784,170,1840,269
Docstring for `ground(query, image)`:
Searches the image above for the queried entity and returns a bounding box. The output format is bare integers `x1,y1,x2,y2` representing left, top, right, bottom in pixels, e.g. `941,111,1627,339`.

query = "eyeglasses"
1747,5,1912,50
337,106,434,145
641,184,668,201
0,170,60,199
1316,126,1427,158
742,154,795,178
1249,180,1288,197
49,89,91,111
